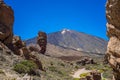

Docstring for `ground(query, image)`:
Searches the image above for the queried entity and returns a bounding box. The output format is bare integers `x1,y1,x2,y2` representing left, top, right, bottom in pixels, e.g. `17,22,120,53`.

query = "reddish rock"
0,1,44,71
12,36,26,55
86,75,92,80
90,71,101,80
12,36,44,70
25,52,44,70
76,57,95,66
37,31,47,54
0,2,14,46
28,45,40,52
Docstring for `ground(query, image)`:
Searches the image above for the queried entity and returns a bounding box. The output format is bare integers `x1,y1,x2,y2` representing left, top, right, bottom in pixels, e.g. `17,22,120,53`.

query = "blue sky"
4,0,107,40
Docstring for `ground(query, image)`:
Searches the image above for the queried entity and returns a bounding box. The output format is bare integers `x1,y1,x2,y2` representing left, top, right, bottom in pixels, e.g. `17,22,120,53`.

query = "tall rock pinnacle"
106,0,120,79
0,1,14,46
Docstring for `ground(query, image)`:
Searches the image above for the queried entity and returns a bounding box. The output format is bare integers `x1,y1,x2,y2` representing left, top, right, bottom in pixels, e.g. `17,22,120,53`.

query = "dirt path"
72,68,91,78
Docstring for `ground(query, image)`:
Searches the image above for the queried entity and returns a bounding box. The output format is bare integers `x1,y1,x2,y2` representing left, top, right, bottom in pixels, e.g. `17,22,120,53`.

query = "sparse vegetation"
0,69,5,75
77,57,113,79
80,72,89,78
73,78,80,80
13,60,38,74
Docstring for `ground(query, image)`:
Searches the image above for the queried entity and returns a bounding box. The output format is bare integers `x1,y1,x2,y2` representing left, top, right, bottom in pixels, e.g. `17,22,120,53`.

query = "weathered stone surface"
90,71,101,80
0,2,14,45
76,57,95,66
37,31,47,54
26,52,44,70
12,36,44,70
106,0,120,79
12,36,26,55
28,45,40,52
0,1,44,72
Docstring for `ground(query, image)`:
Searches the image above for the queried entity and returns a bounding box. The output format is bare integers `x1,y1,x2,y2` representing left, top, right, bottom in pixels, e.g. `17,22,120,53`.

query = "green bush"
14,60,38,74
80,72,89,78
0,69,5,75
73,78,80,80
48,66,56,72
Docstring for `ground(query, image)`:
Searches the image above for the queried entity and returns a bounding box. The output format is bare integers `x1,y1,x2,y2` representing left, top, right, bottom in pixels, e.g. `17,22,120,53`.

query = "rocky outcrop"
90,71,101,80
12,36,44,70
106,0,120,80
0,2,14,46
28,45,40,52
0,1,44,71
37,31,47,54
12,36,27,56
76,57,95,66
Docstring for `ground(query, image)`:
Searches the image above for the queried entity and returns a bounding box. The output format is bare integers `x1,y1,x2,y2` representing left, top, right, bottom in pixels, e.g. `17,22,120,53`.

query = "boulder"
106,0,120,79
90,71,101,80
86,75,92,80
12,36,26,55
0,1,14,46
28,45,40,52
76,57,95,66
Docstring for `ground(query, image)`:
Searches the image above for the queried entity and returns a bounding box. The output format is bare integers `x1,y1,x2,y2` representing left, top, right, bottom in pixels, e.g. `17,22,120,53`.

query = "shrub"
48,66,56,72
0,69,5,75
14,60,38,74
73,78,80,80
80,72,89,78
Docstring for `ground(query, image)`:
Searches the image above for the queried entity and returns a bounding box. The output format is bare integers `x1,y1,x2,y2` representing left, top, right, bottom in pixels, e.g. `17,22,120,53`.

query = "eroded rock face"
76,57,95,66
12,36,27,55
12,36,44,70
106,0,120,79
28,45,40,52
90,71,101,80
0,2,14,46
0,1,44,71
37,31,47,54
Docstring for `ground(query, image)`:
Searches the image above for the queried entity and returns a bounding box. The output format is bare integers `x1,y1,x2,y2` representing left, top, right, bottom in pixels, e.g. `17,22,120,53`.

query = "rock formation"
37,31,47,54
106,0,120,79
12,36,44,70
0,1,14,47
76,57,95,66
90,71,101,80
29,45,40,52
0,1,44,71
12,36,27,55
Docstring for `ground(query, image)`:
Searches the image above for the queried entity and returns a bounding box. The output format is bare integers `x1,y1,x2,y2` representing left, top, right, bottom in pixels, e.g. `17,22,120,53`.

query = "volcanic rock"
12,36,26,55
12,36,44,70
90,71,101,80
37,31,47,54
28,45,40,52
106,0,120,79
0,2,14,46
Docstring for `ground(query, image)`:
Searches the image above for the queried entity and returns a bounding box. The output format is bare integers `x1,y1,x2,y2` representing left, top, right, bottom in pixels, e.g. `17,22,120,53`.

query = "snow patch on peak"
61,30,66,34
61,29,71,34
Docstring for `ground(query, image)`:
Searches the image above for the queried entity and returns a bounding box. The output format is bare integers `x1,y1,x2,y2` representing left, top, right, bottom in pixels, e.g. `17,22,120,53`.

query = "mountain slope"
26,29,107,54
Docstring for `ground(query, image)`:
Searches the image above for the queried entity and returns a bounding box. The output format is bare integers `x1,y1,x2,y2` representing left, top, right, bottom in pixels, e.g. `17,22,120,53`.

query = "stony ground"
0,49,113,80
